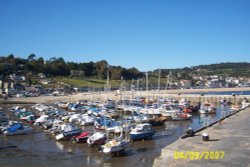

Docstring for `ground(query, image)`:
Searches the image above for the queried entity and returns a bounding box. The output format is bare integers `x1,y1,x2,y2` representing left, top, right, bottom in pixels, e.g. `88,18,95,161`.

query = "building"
180,80,192,89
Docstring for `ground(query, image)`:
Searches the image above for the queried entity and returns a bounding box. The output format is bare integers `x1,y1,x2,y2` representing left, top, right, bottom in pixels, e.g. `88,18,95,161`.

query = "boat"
55,124,82,141
87,132,107,146
159,104,179,117
102,138,130,155
171,113,192,121
199,103,216,114
241,99,250,108
72,131,92,143
34,115,49,126
130,123,155,140
132,113,150,123
78,115,95,126
102,126,130,155
3,122,33,136
148,114,168,126
179,98,190,107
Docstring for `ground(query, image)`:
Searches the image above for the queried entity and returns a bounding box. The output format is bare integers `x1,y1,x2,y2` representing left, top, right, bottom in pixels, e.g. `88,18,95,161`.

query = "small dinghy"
4,122,33,136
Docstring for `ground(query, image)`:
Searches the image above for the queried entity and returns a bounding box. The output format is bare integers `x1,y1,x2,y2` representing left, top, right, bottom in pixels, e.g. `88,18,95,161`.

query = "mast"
158,69,161,92
145,72,148,109
106,64,109,92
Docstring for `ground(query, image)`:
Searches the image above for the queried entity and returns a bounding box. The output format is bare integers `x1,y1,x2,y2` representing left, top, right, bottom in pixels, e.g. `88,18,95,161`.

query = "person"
185,127,194,137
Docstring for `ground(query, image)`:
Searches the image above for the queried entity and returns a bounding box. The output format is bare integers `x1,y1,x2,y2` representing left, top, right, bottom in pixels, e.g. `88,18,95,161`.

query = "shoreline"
2,87,250,104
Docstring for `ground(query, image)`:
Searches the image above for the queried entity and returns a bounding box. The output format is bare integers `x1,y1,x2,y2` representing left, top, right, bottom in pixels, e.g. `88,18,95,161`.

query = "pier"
153,107,250,167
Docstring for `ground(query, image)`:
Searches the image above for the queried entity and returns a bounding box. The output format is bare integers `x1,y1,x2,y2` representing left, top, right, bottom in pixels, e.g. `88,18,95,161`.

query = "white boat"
241,100,250,108
179,98,190,107
87,132,107,146
199,103,216,114
4,122,33,136
102,126,130,155
130,123,155,140
159,104,179,117
133,114,150,123
102,138,130,155
55,124,82,141
78,115,95,126
34,115,49,126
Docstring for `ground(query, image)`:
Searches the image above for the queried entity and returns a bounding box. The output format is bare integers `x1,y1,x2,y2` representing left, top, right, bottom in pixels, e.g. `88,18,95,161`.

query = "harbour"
1,89,249,167
1,1,250,166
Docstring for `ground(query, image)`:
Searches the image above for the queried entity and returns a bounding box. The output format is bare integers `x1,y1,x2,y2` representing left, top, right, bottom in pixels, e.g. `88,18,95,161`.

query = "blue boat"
130,123,155,140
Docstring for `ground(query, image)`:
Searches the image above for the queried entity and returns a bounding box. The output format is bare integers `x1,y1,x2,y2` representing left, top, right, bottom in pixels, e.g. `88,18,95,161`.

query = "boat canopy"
7,123,22,132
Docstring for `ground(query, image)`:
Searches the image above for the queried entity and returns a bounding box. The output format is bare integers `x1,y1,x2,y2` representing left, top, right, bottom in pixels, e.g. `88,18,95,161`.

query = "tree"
27,54,36,61
111,66,124,80
94,60,108,79
122,67,142,80
45,57,69,76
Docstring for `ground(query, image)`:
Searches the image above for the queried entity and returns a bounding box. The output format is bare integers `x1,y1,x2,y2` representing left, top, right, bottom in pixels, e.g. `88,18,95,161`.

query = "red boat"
72,131,92,143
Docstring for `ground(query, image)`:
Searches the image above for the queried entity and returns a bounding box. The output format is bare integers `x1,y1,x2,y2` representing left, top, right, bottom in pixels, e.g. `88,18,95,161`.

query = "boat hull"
130,130,155,140
4,127,33,136
102,140,129,154
56,129,82,141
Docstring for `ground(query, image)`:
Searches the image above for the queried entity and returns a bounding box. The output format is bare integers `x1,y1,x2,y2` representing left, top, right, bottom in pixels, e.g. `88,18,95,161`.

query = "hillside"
152,62,250,78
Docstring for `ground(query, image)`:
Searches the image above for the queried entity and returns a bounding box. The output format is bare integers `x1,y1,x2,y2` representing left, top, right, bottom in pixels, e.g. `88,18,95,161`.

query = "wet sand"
0,103,234,167
153,107,250,167
0,104,185,167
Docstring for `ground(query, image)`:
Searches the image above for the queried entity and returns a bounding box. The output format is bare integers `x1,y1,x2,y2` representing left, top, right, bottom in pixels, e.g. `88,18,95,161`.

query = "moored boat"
171,113,192,121
87,132,107,146
72,131,92,143
102,138,130,155
55,124,82,141
3,122,33,136
130,123,155,140
199,102,216,114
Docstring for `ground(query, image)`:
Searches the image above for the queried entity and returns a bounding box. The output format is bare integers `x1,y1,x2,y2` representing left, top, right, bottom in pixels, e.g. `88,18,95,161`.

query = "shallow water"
0,104,232,167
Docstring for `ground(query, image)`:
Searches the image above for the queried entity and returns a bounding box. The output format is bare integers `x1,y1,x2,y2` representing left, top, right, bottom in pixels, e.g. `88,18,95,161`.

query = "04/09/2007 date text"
173,151,225,160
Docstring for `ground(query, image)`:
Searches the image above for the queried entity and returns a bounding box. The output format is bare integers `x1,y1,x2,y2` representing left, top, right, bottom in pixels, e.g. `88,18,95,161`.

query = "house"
206,79,220,88
9,74,25,82
38,73,46,79
40,79,54,85
180,80,192,89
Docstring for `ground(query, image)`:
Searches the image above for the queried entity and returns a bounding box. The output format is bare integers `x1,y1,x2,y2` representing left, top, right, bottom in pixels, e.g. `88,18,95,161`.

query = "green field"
54,77,169,89
55,77,121,88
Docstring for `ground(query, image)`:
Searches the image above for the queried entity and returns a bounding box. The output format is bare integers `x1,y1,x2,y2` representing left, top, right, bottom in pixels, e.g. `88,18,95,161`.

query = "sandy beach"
2,87,250,104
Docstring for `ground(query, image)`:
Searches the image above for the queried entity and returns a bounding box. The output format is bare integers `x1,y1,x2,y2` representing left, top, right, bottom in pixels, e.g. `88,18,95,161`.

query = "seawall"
153,107,250,167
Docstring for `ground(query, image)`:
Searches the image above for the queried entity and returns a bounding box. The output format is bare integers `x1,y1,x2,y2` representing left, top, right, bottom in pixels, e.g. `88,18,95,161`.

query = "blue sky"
0,0,250,71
